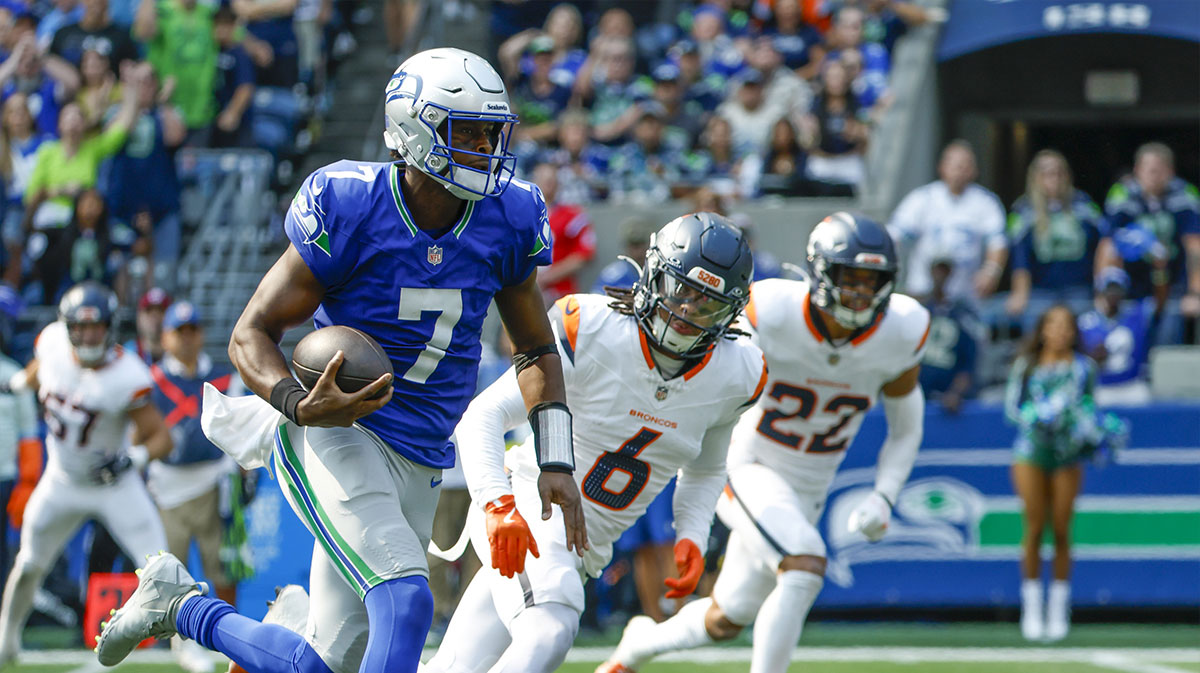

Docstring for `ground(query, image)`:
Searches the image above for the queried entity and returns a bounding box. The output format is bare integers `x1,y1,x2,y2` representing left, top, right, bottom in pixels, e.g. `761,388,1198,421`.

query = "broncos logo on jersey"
291,177,331,257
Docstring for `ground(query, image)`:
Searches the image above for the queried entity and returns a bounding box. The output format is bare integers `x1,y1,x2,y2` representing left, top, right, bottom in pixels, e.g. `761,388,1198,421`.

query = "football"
291,326,393,399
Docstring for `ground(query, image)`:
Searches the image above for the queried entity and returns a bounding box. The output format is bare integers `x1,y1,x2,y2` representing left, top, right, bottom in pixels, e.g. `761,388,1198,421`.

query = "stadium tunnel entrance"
937,28,1199,207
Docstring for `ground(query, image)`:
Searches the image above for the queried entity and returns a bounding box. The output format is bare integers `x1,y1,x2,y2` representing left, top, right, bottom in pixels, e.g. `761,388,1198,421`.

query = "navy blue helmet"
58,281,119,364
806,212,898,329
633,212,754,359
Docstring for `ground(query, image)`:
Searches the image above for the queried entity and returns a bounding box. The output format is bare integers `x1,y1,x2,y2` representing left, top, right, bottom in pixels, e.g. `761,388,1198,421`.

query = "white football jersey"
458,293,767,575
729,278,930,495
35,321,154,482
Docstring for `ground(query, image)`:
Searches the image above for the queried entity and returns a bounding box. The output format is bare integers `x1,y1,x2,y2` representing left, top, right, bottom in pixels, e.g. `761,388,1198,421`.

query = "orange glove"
484,495,540,578
663,538,704,599
7,438,42,529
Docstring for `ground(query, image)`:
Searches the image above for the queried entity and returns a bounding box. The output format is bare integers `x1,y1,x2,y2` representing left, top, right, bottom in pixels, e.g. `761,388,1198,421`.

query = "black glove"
91,454,133,486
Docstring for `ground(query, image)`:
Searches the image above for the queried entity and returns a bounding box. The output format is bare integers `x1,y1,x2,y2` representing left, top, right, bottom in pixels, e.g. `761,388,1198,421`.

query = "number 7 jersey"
730,278,930,494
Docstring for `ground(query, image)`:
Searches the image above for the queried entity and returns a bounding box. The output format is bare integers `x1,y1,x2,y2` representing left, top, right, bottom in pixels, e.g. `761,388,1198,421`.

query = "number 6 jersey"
35,321,154,483
730,278,930,494
456,293,768,576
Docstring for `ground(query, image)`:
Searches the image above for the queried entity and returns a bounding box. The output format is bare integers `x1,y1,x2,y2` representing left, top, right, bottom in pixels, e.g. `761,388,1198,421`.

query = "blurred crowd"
492,0,945,206
0,0,364,315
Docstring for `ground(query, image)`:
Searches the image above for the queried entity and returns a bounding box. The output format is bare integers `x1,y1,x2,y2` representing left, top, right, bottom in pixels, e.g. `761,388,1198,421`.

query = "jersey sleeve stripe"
550,295,581,364
914,315,933,354
682,347,715,381
747,355,769,406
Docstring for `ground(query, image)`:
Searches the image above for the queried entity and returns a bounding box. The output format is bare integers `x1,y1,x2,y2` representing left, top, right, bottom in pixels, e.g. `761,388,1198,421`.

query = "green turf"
1162,663,1200,673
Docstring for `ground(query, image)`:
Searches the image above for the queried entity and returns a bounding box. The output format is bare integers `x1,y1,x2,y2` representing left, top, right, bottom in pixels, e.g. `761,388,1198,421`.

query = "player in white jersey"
422,213,769,673
601,212,931,673
0,282,173,665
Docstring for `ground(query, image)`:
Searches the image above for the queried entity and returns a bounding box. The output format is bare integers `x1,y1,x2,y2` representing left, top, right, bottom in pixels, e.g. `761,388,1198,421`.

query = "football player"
599,212,930,673
97,47,585,673
0,282,173,666
423,212,768,673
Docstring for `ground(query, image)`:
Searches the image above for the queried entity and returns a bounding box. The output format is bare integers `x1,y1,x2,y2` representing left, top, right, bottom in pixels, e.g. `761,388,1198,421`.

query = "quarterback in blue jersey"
97,48,588,673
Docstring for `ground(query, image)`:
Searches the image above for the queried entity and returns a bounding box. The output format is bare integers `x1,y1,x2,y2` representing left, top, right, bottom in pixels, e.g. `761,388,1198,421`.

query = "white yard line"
1090,652,1197,673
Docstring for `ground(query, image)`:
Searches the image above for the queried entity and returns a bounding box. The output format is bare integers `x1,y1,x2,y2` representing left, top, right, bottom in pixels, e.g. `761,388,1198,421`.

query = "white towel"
200,382,284,475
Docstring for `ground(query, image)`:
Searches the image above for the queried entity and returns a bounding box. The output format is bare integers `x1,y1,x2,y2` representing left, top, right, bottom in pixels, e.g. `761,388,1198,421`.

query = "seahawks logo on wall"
292,179,331,256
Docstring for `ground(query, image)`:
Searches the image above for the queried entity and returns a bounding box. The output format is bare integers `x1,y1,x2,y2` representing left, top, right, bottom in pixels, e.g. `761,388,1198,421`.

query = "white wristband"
127,444,150,471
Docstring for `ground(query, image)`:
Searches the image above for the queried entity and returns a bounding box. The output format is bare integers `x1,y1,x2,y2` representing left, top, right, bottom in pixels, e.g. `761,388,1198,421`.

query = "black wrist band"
270,378,308,425
876,491,894,509
512,344,559,374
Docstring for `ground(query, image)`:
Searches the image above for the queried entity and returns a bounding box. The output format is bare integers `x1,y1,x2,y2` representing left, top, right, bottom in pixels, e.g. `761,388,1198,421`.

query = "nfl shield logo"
655,386,669,401
427,245,443,265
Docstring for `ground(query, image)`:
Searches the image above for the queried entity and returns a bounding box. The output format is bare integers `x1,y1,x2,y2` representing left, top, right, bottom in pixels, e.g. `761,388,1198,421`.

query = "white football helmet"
383,48,519,201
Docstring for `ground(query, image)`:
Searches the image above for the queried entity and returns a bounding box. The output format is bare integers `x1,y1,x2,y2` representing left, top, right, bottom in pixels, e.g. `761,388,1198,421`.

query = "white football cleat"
95,552,208,666
227,585,310,673
596,614,657,673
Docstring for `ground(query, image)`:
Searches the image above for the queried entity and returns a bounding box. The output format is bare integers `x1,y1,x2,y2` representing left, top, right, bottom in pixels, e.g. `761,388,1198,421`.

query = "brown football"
291,326,393,400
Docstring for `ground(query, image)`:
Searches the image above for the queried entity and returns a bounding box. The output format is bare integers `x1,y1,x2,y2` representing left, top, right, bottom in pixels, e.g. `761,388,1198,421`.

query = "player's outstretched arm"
666,419,735,598
849,364,925,542
229,245,392,428
494,270,589,555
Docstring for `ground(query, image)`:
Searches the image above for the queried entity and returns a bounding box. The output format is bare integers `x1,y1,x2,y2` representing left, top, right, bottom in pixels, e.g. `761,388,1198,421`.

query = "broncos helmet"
383,48,519,201
807,212,898,330
58,281,119,365
633,212,754,359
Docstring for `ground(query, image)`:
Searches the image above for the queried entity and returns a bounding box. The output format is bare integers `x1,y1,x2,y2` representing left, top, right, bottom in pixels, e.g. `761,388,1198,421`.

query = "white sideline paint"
21,646,1200,669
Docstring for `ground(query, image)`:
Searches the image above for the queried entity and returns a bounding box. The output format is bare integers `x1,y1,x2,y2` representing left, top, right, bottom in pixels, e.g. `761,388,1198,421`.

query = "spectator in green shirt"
134,0,217,140
22,62,144,301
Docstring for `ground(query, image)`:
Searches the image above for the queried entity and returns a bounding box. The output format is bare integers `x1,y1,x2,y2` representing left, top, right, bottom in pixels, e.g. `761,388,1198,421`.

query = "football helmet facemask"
633,212,754,359
58,281,119,366
383,48,519,201
807,211,898,330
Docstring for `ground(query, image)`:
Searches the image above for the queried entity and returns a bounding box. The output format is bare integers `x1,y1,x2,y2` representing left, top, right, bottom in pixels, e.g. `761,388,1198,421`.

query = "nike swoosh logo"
310,182,324,197
430,476,443,488
503,509,516,525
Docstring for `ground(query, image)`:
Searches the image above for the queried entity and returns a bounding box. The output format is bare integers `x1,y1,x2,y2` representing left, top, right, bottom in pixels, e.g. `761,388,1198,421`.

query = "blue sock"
359,576,434,673
176,595,332,673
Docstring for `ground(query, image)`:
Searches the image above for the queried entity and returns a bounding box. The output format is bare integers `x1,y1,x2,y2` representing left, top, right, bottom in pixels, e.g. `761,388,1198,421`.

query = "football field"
7,623,1197,673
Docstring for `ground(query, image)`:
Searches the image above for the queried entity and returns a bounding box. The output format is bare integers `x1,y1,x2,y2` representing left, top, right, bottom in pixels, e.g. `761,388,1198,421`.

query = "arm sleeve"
671,417,735,555
90,123,130,158
456,367,530,505
875,385,924,504
1009,216,1032,271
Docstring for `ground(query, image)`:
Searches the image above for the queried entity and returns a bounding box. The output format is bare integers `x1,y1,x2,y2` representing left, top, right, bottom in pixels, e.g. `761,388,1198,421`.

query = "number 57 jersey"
458,293,768,576
730,278,930,495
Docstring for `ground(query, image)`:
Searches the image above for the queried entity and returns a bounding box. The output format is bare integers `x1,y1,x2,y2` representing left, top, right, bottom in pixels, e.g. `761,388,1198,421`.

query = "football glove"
847,491,892,542
485,495,540,578
663,538,704,599
91,454,133,486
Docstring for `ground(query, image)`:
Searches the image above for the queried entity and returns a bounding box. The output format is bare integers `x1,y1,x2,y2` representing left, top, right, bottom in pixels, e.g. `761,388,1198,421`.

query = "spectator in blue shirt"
535,109,609,205
104,68,184,291
669,39,726,113
919,258,979,413
1078,267,1156,404
0,34,79,138
766,0,822,73
607,103,688,205
233,0,298,88
510,35,573,146
1098,142,1200,311
1006,150,1103,323
211,6,255,148
35,0,83,48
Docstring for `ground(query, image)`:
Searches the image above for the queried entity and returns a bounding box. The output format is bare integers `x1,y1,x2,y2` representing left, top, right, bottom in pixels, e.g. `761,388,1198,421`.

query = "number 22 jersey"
284,161,553,468
730,278,931,494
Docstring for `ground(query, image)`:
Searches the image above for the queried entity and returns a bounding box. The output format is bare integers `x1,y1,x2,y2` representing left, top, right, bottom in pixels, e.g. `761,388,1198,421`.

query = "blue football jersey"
284,161,553,468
